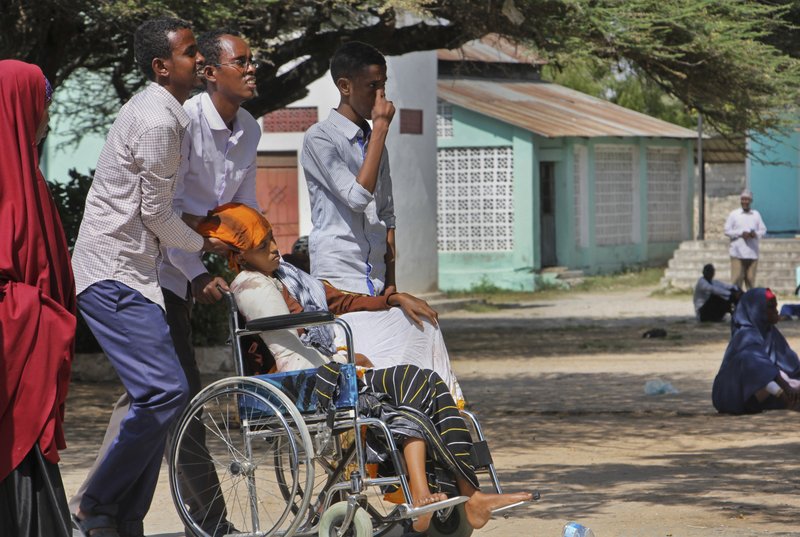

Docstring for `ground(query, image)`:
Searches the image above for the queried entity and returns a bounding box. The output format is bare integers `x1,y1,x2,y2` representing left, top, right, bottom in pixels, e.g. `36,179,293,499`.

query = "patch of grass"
444,267,668,304
570,267,663,292
462,302,502,313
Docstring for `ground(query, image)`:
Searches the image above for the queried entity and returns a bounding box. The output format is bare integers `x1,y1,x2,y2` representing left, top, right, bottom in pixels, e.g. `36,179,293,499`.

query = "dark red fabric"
0,60,77,481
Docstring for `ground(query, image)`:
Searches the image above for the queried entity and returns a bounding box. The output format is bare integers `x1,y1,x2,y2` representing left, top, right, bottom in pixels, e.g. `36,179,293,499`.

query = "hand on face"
371,88,395,129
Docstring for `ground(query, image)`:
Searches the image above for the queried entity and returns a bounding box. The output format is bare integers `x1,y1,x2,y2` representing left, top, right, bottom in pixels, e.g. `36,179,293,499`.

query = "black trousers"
0,446,71,537
698,294,733,322
163,288,228,531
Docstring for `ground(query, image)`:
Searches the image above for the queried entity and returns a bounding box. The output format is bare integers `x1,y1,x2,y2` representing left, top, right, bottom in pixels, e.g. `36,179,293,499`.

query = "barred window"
436,99,454,138
573,145,589,248
437,147,514,252
594,145,638,246
647,147,685,242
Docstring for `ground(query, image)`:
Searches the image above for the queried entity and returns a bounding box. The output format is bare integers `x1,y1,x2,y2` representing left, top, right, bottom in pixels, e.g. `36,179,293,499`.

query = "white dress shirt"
72,83,203,310
160,92,261,298
300,109,395,296
724,208,767,259
693,277,737,317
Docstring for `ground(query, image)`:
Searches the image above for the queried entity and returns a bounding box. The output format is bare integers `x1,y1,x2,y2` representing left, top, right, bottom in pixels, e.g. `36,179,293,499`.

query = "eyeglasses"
214,58,262,71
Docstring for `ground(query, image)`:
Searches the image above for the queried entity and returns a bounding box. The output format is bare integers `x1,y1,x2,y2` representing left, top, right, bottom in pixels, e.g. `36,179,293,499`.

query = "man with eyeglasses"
70,28,261,537
160,28,263,537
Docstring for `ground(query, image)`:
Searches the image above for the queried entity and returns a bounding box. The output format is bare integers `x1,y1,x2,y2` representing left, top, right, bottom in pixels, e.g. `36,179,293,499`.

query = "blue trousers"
77,280,189,535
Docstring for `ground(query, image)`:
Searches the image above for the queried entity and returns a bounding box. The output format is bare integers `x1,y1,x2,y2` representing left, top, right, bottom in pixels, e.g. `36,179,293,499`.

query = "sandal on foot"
73,514,120,537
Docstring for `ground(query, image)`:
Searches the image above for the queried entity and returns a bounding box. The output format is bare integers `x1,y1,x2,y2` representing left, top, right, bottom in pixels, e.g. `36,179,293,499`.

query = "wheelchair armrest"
244,311,334,332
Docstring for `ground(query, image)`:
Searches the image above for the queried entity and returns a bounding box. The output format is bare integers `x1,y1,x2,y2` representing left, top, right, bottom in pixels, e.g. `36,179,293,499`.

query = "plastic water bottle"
562,521,595,537
643,378,679,395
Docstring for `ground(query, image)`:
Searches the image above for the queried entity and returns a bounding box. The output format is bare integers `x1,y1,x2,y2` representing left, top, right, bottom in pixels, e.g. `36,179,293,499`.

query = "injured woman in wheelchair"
194,203,531,533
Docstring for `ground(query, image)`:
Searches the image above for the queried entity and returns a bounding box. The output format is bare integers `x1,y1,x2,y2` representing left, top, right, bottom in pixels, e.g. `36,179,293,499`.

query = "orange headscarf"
197,202,272,269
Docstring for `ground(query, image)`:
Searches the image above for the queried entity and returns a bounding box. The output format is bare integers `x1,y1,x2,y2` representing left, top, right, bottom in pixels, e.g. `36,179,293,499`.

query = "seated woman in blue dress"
712,288,800,414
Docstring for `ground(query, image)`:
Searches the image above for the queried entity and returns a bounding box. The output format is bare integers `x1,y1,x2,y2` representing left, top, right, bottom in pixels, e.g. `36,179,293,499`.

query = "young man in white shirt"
300,41,438,328
693,264,741,322
724,189,767,290
301,41,397,297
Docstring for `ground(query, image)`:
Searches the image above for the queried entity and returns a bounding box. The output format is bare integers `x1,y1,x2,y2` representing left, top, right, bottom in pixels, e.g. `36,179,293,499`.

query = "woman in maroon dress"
0,59,77,537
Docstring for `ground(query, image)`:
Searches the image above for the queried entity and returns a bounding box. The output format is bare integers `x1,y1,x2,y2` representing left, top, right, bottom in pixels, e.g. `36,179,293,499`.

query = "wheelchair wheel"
318,501,373,537
427,504,474,537
169,377,315,537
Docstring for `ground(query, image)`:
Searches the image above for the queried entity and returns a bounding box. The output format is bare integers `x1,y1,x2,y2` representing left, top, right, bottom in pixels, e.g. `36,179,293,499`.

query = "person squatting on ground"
68,18,231,537
301,40,398,296
0,59,77,537
69,29,261,537
724,189,767,291
712,288,800,414
693,264,741,322
192,203,532,533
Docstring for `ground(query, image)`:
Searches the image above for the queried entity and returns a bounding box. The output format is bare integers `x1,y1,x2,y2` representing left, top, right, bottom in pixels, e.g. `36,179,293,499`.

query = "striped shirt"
71,83,204,310
301,109,395,296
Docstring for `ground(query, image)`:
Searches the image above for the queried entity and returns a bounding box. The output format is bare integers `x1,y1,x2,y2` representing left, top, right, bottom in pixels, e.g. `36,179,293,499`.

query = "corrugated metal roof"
438,77,699,139
437,34,544,65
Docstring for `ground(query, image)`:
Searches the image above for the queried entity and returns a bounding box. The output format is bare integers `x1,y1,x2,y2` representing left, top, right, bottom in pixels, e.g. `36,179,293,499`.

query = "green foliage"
6,0,800,140
544,59,696,128
47,170,102,353
467,275,504,294
47,169,94,250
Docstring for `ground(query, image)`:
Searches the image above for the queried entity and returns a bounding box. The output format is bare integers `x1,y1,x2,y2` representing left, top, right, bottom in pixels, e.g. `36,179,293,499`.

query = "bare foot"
464,491,532,529
411,491,448,532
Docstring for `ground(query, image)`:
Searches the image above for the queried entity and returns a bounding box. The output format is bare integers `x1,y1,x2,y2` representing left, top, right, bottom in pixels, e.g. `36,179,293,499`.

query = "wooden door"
255,152,299,254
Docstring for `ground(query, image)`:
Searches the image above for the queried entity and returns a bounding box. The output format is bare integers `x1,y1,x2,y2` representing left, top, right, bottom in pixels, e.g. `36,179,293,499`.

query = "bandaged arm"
231,271,345,372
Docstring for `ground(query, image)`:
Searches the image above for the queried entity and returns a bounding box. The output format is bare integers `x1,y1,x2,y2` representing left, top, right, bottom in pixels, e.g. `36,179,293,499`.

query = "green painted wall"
437,102,695,290
438,106,537,290
749,129,800,234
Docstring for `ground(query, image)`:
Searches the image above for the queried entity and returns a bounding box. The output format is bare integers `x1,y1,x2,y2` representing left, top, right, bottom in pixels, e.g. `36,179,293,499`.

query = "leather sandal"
72,513,121,537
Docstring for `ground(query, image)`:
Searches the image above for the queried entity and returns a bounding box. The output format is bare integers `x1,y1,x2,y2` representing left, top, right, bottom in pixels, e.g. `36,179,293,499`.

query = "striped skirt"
360,365,480,494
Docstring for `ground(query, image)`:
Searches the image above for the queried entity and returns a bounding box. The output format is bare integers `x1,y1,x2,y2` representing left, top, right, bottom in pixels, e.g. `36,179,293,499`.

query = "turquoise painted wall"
438,106,537,291
437,104,695,290
40,79,107,184
749,130,800,234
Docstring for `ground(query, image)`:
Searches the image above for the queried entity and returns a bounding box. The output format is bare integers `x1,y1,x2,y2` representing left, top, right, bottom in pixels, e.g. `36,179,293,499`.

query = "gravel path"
61,287,800,536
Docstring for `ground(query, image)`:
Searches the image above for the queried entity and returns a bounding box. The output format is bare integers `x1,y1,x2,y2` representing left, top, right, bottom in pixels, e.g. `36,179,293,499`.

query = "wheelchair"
168,290,535,537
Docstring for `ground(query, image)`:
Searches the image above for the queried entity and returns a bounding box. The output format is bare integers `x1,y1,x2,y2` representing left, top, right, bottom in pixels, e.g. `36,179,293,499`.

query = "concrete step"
662,238,800,293
669,251,800,263
556,269,585,280
677,239,800,252
540,266,569,274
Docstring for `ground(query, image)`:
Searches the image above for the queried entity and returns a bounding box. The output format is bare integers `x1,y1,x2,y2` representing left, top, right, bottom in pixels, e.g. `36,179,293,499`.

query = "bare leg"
455,476,532,529
403,438,447,532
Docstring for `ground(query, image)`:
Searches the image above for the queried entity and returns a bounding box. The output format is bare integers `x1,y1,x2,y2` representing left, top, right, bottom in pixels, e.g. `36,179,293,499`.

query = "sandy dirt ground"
61,288,800,536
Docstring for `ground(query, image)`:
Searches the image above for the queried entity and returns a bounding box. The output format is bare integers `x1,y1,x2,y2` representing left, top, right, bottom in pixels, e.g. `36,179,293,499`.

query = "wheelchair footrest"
400,495,469,518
